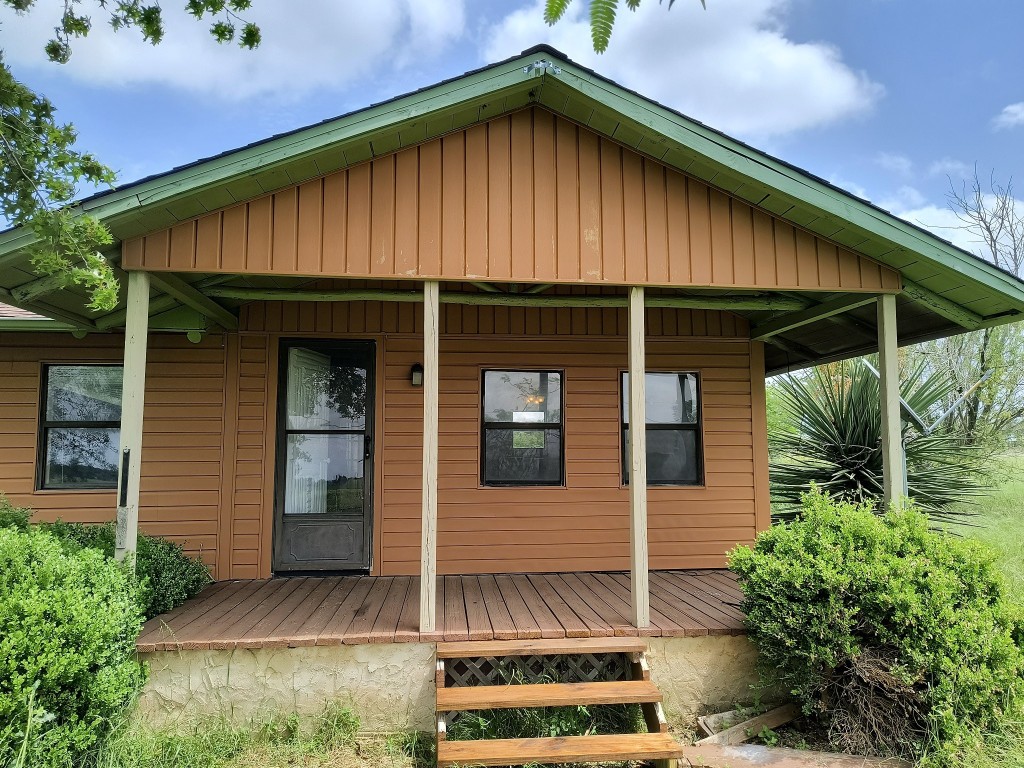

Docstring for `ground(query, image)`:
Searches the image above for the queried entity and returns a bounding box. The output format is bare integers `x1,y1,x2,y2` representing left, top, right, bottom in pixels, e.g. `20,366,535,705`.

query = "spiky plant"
769,358,989,523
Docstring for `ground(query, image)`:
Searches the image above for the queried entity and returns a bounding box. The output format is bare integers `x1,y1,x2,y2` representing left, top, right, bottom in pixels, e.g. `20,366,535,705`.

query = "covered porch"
135,569,745,651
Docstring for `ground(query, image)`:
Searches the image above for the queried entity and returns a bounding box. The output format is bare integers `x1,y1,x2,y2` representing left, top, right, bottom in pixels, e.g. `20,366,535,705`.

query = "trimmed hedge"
0,496,212,620
0,526,145,766
729,489,1024,764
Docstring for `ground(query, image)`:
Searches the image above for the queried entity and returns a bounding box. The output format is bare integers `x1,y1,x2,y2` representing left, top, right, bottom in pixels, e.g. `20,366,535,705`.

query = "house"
2,46,1023,759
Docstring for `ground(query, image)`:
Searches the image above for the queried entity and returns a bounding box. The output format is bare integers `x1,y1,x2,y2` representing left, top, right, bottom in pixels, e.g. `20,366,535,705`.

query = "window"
481,370,563,486
621,372,702,486
38,365,123,489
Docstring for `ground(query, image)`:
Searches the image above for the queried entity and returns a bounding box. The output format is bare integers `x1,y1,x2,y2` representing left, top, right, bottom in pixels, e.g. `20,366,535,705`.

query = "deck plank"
138,570,746,650
512,574,566,639
342,577,394,644
494,575,543,640
478,574,518,640
559,572,637,636
291,576,362,646
540,574,614,638
261,577,337,647
461,576,494,641
443,575,471,642
369,576,411,643
526,574,592,638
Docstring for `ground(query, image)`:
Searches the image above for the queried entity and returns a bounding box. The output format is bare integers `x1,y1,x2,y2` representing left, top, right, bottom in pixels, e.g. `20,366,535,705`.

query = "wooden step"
437,680,662,711
437,732,682,767
436,637,647,659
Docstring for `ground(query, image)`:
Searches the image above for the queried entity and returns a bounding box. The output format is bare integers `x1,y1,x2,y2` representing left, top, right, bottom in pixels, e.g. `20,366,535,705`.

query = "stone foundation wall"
137,643,436,732
646,636,763,724
137,636,760,733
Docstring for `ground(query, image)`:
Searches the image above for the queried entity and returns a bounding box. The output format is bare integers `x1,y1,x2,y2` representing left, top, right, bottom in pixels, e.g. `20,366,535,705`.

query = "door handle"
364,435,373,459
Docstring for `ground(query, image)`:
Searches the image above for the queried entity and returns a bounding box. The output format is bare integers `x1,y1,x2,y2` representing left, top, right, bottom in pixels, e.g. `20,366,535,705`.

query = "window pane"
622,372,698,424
284,433,365,515
46,366,122,422
45,427,119,487
624,428,699,486
483,428,562,485
483,371,561,423
285,348,367,431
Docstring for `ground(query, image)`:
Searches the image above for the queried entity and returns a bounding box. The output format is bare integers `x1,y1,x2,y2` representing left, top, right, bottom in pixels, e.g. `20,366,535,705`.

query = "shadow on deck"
136,569,745,652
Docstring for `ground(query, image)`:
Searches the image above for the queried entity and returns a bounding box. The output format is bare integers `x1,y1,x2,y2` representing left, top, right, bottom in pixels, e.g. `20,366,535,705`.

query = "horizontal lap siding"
0,332,227,570
382,332,757,575
123,108,900,294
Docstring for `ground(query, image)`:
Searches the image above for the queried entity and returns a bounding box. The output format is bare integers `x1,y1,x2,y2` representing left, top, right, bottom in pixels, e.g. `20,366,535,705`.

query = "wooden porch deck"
135,570,745,652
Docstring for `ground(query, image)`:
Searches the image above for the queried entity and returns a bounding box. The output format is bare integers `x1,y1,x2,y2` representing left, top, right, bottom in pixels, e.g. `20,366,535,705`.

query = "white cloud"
0,0,466,101
992,102,1024,130
877,185,926,213
874,152,913,177
927,157,971,179
482,0,883,140
894,205,978,252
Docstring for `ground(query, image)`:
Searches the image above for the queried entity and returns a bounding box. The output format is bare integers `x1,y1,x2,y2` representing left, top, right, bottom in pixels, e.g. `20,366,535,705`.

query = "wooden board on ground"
696,704,799,746
437,733,682,768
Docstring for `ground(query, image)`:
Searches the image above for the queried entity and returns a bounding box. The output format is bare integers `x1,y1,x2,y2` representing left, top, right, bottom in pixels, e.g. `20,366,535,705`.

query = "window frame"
480,368,566,488
36,363,124,491
620,370,704,487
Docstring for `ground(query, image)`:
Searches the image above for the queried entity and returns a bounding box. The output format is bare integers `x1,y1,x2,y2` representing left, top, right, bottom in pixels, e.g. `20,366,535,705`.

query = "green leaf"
589,0,618,53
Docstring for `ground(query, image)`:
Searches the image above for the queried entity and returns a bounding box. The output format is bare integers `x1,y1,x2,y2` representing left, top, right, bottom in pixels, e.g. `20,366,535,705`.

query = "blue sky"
3,0,1023,253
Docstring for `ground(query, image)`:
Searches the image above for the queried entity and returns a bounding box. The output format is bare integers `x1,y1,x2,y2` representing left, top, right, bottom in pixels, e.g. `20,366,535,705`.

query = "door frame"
271,338,377,574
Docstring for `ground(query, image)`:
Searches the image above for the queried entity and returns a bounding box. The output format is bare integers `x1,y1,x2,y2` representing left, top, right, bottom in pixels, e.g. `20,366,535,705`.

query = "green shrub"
41,520,212,620
0,526,145,767
729,489,1024,764
0,494,30,530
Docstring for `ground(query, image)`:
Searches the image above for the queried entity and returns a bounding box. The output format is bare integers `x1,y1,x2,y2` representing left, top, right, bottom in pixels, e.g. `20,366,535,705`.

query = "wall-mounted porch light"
410,363,424,388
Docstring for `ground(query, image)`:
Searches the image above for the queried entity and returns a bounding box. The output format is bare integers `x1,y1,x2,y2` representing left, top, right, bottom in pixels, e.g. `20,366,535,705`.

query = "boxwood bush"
0,496,212,620
0,525,145,767
729,489,1024,764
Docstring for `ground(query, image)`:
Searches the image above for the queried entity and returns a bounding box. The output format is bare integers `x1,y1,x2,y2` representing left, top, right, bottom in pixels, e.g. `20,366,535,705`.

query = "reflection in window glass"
284,433,364,515
286,347,367,431
481,371,564,486
39,365,123,489
621,372,703,486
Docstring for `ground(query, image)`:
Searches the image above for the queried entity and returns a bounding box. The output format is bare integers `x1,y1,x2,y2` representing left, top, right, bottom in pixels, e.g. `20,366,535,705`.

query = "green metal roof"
1,45,1022,374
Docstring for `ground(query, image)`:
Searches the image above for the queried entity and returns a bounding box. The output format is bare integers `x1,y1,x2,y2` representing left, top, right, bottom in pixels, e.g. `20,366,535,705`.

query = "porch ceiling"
0,269,996,375
1,45,1021,373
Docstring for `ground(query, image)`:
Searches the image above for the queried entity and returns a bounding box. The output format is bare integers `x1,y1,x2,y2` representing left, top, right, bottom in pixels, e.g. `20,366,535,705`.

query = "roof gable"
122,106,900,295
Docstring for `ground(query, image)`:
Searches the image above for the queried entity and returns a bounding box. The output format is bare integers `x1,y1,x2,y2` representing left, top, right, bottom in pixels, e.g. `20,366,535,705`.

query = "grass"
91,704,424,768
947,452,1024,768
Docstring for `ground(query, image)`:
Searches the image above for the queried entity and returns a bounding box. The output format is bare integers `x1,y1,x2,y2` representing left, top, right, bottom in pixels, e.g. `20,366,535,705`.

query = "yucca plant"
770,358,989,522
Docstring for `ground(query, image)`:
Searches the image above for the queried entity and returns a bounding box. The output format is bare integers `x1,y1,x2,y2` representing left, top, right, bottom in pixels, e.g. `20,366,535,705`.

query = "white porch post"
419,280,440,632
627,286,650,628
877,293,906,506
114,270,151,563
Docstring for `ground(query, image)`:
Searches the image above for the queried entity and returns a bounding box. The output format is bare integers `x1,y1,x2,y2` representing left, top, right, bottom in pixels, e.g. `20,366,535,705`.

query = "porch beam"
114,271,151,564
96,274,238,330
10,274,68,304
902,279,983,330
469,281,502,293
420,280,440,633
877,293,906,506
0,287,100,331
147,272,239,330
627,286,650,629
203,287,806,311
750,294,878,340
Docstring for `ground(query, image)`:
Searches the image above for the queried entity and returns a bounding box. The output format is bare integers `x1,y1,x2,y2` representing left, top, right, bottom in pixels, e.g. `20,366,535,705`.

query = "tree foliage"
769,358,988,522
543,0,705,53
914,170,1024,450
0,1,261,311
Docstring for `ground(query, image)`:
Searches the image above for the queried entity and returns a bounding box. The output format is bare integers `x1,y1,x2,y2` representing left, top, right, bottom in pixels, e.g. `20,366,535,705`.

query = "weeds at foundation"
90,703,404,768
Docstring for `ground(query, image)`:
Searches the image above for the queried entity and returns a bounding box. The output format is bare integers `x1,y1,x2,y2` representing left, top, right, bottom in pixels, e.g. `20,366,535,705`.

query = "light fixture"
410,363,424,388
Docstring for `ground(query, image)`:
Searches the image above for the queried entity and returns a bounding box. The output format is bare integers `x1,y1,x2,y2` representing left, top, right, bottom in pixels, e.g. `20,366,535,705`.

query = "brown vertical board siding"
749,341,771,532
123,107,898,292
0,332,228,572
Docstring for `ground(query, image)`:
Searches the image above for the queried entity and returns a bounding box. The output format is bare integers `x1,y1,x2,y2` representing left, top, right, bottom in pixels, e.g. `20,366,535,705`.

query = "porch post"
419,280,440,632
627,286,650,628
114,271,151,563
877,293,906,506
